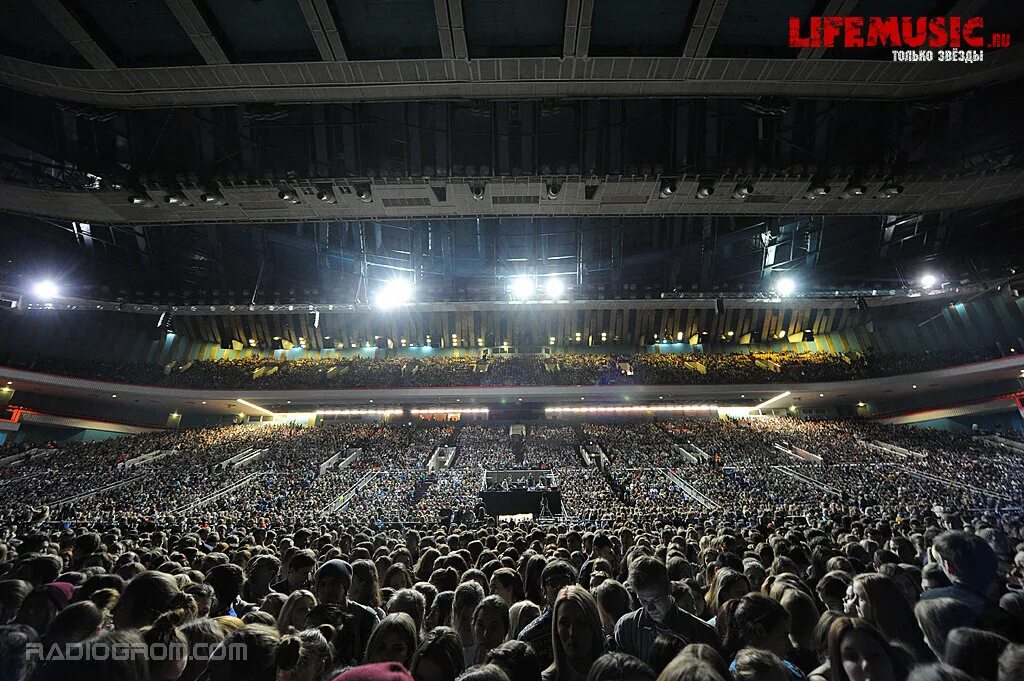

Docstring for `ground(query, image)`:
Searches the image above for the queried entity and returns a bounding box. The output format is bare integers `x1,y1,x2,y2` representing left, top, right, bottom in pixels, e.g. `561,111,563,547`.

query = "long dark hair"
828,617,909,681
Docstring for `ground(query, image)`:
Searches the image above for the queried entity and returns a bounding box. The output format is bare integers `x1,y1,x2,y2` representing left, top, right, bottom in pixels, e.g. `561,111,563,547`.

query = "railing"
899,465,1013,502
51,474,144,506
663,468,719,510
320,470,380,516
175,472,262,513
773,465,840,496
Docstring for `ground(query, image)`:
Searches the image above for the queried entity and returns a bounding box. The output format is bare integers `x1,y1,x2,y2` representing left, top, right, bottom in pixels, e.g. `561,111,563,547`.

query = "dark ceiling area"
0,0,1022,310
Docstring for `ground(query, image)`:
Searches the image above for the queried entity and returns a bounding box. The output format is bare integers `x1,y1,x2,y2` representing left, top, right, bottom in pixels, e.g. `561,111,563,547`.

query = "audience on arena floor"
0,413,1021,681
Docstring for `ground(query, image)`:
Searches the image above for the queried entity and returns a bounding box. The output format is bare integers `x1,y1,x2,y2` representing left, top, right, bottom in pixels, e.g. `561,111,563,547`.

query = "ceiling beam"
299,0,347,61
682,0,730,59
797,0,858,59
163,0,230,65
2,46,1022,106
433,0,455,59
447,0,468,59
563,0,595,58
32,0,116,70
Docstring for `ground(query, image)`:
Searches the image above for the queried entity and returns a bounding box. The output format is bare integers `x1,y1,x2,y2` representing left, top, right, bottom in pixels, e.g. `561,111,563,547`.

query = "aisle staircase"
663,468,720,510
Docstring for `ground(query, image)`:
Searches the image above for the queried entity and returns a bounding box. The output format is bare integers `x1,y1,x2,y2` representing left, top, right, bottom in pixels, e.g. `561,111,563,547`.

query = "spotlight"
804,185,830,200
546,181,562,200
470,183,486,201
509,276,536,301
278,189,300,204
731,184,753,200
32,280,60,300
199,191,228,206
658,178,677,199
840,183,866,199
316,190,337,204
164,192,191,207
374,279,414,309
128,194,155,208
919,273,938,289
696,182,715,199
878,183,904,198
544,278,566,300
775,277,797,296
355,185,373,203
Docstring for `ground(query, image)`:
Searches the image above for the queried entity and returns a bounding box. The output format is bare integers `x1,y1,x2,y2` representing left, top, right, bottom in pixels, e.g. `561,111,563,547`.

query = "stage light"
840,183,866,199
278,189,300,204
696,182,715,199
32,280,59,300
658,178,676,199
731,184,753,200
878,183,904,198
355,185,373,203
374,280,414,309
804,184,830,200
546,181,562,200
316,189,337,204
776,277,797,296
470,183,486,201
509,276,536,301
544,278,565,300
200,191,228,206
919,273,938,289
164,192,191,206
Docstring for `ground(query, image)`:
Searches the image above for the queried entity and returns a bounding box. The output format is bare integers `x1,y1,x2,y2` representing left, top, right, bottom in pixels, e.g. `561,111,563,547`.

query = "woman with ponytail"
114,571,197,630
141,607,189,681
276,627,334,681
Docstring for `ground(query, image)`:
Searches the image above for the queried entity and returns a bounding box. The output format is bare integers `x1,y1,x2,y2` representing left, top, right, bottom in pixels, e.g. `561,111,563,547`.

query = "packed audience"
1,344,1004,389
0,414,1021,681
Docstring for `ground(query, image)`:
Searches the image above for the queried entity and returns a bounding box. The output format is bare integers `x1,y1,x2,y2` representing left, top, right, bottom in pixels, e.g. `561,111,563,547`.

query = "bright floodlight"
920,273,937,289
374,280,413,309
32,280,59,301
776,277,797,296
544,278,566,300
509,276,536,301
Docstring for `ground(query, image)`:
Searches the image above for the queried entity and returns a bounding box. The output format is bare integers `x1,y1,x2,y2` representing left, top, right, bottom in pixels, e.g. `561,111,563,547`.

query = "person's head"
542,561,578,609
0,581,31,624
944,627,1009,681
817,571,853,613
731,648,789,681
779,588,819,648
656,652,727,681
388,588,428,633
591,579,631,635
707,568,750,614
247,555,281,587
472,595,510,653
45,600,106,645
350,559,383,609
486,639,543,681
849,573,926,658
275,628,333,681
313,560,352,607
828,617,907,681
931,531,998,593
425,591,455,632
672,644,730,681
140,608,189,681
648,633,687,675
206,564,245,609
286,551,318,591
921,563,952,592
452,581,485,641
15,583,72,635
998,644,1024,681
489,568,525,607
913,598,976,660
36,629,149,681
183,583,215,619
0,624,39,681
279,590,317,634
180,618,225,681
628,557,673,625
114,571,196,630
551,586,604,676
365,612,419,667
456,663,510,681
507,600,541,640
585,652,655,681
716,593,790,660
335,662,418,681
206,623,280,681
410,626,465,681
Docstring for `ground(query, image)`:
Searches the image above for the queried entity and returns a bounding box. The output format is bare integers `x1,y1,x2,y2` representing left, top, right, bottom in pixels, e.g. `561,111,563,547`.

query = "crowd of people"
1,345,1003,389
0,414,1022,680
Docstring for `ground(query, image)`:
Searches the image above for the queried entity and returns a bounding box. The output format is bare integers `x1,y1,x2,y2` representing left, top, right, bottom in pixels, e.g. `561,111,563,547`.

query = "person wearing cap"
331,661,416,681
315,559,380,665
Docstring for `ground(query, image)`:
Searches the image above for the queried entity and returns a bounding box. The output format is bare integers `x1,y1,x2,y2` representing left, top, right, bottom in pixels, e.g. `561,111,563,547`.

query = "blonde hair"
278,589,317,634
548,586,604,681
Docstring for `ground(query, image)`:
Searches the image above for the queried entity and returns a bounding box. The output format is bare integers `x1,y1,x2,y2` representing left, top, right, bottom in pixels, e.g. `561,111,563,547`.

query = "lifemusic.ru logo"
788,16,1011,63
